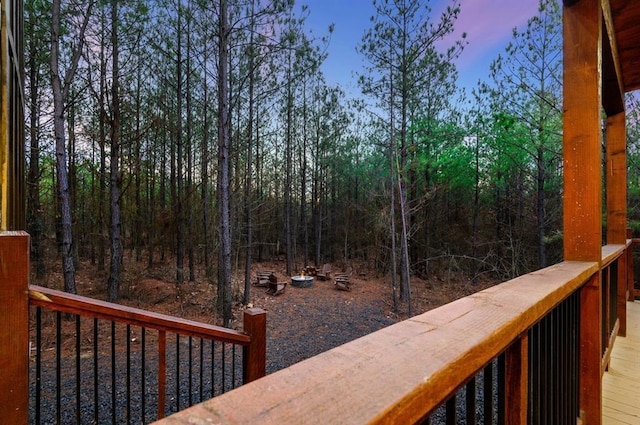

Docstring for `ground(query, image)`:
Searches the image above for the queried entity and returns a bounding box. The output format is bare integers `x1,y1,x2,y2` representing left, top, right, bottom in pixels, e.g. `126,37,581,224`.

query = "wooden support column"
0,231,30,425
563,0,602,262
243,308,267,383
607,112,629,337
606,112,627,245
627,230,634,301
617,252,627,336
563,0,602,423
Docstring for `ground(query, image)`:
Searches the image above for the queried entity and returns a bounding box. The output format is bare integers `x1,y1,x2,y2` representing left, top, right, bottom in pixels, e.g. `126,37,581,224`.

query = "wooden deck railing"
157,243,634,425
0,232,266,424
1,232,637,424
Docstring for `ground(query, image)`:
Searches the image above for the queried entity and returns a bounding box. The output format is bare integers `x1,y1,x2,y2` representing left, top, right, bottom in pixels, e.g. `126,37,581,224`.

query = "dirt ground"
37,257,498,373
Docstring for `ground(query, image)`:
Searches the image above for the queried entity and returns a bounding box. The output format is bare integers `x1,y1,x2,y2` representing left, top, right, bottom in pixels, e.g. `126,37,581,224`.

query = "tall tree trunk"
537,144,547,268
186,1,195,282
201,48,211,279
388,48,398,313
26,7,45,278
98,9,107,271
107,0,122,302
49,0,92,294
134,64,143,263
471,133,480,284
243,0,256,304
51,0,75,293
175,4,184,283
397,174,412,315
399,16,410,303
284,61,293,276
217,0,233,327
301,81,309,267
148,144,156,269
313,90,322,266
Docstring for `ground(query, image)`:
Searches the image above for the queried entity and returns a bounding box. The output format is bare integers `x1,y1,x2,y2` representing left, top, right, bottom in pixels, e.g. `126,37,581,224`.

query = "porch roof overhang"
587,0,640,114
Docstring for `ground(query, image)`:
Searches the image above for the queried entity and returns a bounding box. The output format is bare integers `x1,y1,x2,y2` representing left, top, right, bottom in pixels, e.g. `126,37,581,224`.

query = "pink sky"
302,0,543,93
451,0,540,69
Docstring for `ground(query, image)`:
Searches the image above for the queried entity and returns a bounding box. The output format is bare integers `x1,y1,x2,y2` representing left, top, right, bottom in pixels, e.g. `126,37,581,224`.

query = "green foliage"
24,0,579,298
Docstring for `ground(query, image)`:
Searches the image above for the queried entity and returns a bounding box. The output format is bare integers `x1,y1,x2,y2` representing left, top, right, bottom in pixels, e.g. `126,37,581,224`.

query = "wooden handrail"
28,285,251,345
27,283,267,422
156,260,600,424
601,242,629,268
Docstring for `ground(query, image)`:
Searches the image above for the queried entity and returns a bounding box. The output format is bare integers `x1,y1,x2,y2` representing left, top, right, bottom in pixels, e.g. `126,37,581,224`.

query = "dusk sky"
298,0,541,95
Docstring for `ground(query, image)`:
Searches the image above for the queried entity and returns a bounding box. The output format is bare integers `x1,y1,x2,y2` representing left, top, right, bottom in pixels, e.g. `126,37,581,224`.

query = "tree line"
24,0,640,323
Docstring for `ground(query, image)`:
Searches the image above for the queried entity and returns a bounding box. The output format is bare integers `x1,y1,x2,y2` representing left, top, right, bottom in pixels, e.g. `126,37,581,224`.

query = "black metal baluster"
571,292,581,418
211,340,215,397
56,311,61,424
550,308,556,423
111,321,116,424
35,307,42,424
445,395,456,425
127,324,131,424
560,298,571,423
466,376,476,424
141,327,146,424
222,342,227,393
94,318,99,424
541,315,548,424
483,361,494,425
497,353,505,425
176,333,180,412
199,337,204,403
76,314,81,424
232,344,237,389
189,336,193,406
527,323,535,425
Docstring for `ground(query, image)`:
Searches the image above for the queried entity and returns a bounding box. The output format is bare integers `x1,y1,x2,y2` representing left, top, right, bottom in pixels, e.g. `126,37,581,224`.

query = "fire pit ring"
291,275,314,288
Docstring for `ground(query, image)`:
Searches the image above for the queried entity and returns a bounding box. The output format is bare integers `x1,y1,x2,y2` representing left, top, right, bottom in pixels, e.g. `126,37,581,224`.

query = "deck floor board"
603,301,640,425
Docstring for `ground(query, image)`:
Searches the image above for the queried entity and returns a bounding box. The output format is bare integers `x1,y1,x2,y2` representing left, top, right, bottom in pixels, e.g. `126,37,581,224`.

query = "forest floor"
38,256,498,374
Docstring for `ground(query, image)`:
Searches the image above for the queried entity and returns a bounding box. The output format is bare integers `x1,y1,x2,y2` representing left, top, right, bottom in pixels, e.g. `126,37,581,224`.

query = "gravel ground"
29,275,398,424
29,266,497,424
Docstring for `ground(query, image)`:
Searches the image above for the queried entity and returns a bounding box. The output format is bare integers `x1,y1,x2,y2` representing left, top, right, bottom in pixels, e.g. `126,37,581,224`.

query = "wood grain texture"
0,232,30,425
563,0,602,262
607,1,640,92
602,244,627,268
606,112,627,245
29,284,252,344
617,250,627,337
242,308,267,383
581,273,603,424
505,335,528,425
153,261,599,425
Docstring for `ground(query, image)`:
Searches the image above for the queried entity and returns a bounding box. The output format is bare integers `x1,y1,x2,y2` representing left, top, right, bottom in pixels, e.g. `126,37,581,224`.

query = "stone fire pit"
291,275,314,288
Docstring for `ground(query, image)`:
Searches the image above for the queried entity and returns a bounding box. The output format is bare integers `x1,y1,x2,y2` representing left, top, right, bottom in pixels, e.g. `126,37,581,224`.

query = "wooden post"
625,234,636,301
606,112,627,245
580,274,602,423
606,112,627,336
243,308,267,383
563,0,602,423
0,231,30,425
505,334,528,424
618,253,627,337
